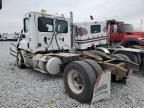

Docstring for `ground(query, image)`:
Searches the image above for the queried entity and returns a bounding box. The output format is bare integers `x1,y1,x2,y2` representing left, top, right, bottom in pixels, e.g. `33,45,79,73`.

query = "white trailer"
10,11,138,103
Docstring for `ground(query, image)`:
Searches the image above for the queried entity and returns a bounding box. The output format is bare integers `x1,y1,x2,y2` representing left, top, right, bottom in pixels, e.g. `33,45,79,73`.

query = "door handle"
48,37,50,40
44,37,47,44
58,37,64,41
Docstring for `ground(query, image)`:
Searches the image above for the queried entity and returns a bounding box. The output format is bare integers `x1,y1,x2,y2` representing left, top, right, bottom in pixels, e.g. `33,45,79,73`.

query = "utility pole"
140,19,143,31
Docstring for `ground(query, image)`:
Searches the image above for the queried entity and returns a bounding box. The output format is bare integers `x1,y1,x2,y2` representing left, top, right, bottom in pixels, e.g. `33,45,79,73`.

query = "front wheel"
122,41,139,48
16,51,25,68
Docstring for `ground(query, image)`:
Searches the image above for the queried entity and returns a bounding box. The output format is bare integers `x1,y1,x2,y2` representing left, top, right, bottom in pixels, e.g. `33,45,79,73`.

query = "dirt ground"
0,42,144,108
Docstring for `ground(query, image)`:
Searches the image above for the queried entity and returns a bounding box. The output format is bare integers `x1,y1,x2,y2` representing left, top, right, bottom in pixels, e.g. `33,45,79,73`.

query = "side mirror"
0,0,2,10
21,34,25,38
21,29,24,34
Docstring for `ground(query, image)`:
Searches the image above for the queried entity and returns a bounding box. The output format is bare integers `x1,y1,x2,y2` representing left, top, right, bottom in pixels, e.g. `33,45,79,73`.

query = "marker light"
41,9,47,16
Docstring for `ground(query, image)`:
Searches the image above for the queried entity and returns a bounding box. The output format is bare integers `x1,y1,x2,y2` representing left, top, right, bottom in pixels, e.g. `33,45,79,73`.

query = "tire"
122,40,138,48
84,59,104,77
112,54,130,61
113,52,138,64
124,42,133,48
64,61,96,103
117,54,130,61
114,54,132,73
111,53,133,84
124,42,141,64
136,54,142,65
110,54,124,82
111,54,124,60
16,51,25,68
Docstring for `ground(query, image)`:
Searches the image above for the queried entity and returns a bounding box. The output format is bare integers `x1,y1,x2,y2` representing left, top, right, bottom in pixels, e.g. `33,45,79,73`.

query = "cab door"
19,18,31,51
37,16,55,51
110,24,123,43
55,19,71,50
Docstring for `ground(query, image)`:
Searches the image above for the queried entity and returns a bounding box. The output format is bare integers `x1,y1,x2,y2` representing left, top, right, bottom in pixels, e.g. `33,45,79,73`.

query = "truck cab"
74,21,107,49
107,20,125,43
107,20,144,47
19,12,72,53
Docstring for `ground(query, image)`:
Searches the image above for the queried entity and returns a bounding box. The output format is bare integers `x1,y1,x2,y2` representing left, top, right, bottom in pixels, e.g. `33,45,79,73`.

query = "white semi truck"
10,11,138,103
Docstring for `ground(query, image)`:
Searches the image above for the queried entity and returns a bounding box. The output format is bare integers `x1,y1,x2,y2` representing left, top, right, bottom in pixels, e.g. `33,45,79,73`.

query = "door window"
113,25,118,32
91,25,101,33
55,20,68,33
24,18,29,33
38,17,54,32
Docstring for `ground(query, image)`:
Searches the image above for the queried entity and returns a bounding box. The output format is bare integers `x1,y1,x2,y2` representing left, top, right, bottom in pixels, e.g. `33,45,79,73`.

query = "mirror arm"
0,0,2,10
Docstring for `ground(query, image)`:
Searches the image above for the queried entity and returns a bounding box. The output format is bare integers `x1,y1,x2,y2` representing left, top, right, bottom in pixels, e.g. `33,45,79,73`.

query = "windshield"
121,24,134,32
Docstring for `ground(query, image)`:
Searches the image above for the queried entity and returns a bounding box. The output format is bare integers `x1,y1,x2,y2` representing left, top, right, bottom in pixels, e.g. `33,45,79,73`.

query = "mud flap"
92,69,111,103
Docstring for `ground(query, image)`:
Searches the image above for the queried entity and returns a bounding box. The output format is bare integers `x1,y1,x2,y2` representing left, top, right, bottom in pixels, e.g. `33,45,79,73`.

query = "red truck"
107,20,144,48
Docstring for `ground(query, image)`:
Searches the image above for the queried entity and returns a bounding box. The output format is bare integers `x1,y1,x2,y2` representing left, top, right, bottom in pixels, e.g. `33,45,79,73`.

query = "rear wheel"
84,59,103,77
111,54,130,62
113,52,138,64
111,53,135,84
64,61,96,103
16,51,25,68
111,54,131,84
116,54,130,61
111,54,124,60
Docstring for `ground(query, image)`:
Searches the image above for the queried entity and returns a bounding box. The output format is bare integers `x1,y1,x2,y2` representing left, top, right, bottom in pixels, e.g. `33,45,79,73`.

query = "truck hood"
124,32,144,38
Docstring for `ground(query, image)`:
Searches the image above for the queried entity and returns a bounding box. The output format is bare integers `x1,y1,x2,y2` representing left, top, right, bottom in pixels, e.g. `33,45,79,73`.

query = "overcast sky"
0,0,144,33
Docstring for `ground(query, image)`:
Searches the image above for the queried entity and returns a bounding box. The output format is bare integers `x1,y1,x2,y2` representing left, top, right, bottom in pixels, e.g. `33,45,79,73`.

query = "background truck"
74,20,144,49
74,20,144,71
107,20,144,48
10,11,138,103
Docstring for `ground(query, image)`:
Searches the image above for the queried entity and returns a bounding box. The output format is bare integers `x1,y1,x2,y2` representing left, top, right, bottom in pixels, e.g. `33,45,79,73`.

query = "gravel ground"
0,42,144,108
